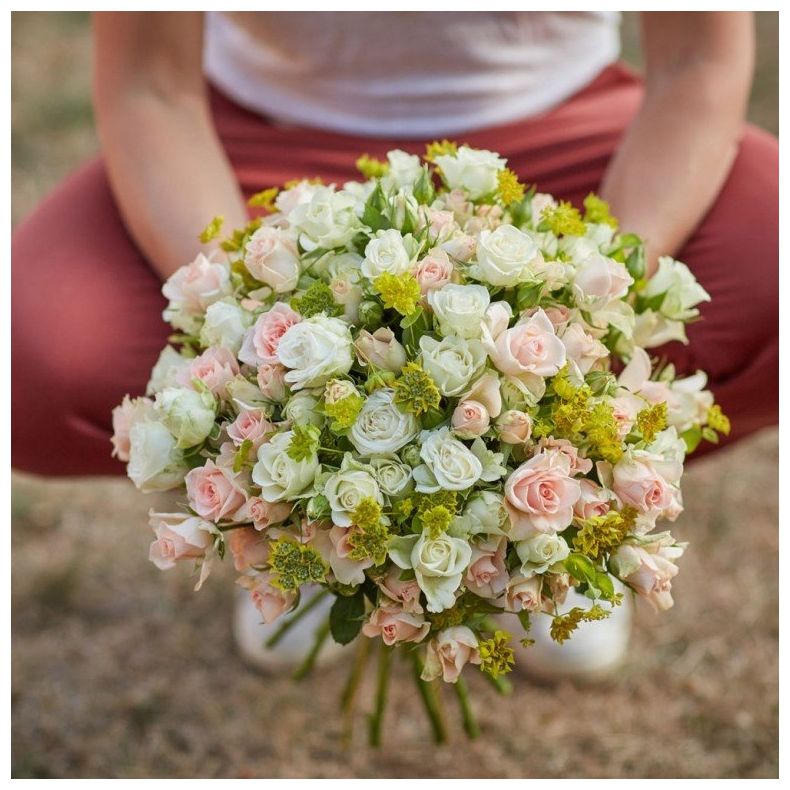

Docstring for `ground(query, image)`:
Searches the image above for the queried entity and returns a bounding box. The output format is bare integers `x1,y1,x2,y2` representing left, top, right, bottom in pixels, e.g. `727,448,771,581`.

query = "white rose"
414,427,483,492
367,456,413,497
287,185,360,251
326,252,365,323
419,335,486,396
146,346,192,396
427,283,490,339
127,420,186,493
472,225,543,287
386,149,423,189
500,373,546,410
199,298,253,354
243,226,301,293
276,315,354,390
389,532,472,613
456,491,508,537
515,533,570,577
573,252,633,311
633,309,687,348
283,391,325,428
361,228,413,279
434,145,506,199
349,388,420,456
252,431,319,502
323,455,383,527
154,387,216,449
641,256,711,321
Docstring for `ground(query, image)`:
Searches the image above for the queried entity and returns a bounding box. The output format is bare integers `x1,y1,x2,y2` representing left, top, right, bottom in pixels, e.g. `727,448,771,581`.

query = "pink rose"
240,302,301,367
540,304,572,332
246,496,292,531
310,525,372,586
421,626,481,683
505,574,543,613
361,606,430,646
426,209,456,242
460,371,502,419
612,542,684,612
483,309,566,378
440,233,476,263
243,226,300,293
377,566,423,614
414,248,454,294
573,252,633,309
537,437,593,476
574,479,615,520
177,346,239,399
452,400,490,439
227,409,274,449
505,450,582,538
497,409,532,444
185,460,247,522
612,455,674,516
465,538,508,599
544,572,572,609
237,572,296,624
559,323,608,375
256,363,288,402
609,392,644,439
148,510,213,570
483,301,513,340
354,327,407,373
162,253,231,314
111,395,153,462
228,527,270,572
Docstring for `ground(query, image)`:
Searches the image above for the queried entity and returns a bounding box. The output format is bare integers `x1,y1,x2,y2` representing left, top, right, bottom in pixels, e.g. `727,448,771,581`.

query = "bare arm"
93,12,248,280
599,12,754,275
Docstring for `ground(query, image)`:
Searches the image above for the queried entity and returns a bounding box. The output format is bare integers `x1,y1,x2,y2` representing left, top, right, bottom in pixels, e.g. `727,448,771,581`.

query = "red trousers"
11,64,778,476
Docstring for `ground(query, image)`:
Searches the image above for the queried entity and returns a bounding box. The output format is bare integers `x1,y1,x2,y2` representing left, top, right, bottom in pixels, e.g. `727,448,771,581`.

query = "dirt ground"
11,12,779,779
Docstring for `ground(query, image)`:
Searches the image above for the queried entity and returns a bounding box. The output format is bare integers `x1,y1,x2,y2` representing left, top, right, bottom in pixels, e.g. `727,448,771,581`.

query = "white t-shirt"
203,11,621,138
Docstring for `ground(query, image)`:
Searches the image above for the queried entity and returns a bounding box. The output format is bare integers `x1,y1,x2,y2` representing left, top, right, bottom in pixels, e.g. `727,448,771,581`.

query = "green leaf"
517,610,532,633
413,166,436,205
681,425,703,454
233,439,253,474
564,553,597,584
362,182,391,232
329,591,366,645
625,245,645,281
701,426,720,444
515,280,544,311
400,307,431,353
594,571,615,600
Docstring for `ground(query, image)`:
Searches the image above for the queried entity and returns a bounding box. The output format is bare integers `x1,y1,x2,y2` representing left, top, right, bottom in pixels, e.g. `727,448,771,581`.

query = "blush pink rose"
537,437,593,476
239,303,301,366
227,409,275,449
237,572,296,624
505,573,543,613
612,456,674,516
483,309,566,378
162,253,231,314
421,626,481,683
560,323,608,375
228,527,270,572
377,566,423,614
361,606,430,646
609,391,644,439
243,226,301,293
465,538,508,599
613,543,683,612
497,409,532,444
505,450,582,538
245,496,292,531
573,252,633,308
460,371,502,419
452,400,490,439
185,460,247,522
177,346,239,399
148,511,213,570
111,395,153,462
309,525,372,586
354,327,407,372
414,248,454,294
440,233,476,263
539,304,572,332
574,479,616,520
426,209,457,242
256,363,288,402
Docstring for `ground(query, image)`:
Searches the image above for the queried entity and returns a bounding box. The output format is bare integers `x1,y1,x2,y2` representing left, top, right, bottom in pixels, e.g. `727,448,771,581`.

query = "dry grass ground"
11,12,779,779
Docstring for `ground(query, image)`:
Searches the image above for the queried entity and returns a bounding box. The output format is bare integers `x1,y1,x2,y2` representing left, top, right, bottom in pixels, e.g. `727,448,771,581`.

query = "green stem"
410,650,447,744
292,620,330,681
340,637,372,748
482,671,513,696
368,643,393,747
453,676,480,739
265,588,330,649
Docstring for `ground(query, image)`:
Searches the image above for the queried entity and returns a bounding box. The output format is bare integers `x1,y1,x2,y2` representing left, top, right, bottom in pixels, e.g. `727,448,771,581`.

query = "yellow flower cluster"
478,630,515,679
549,605,610,644
572,507,636,559
356,154,389,179
373,271,421,316
247,186,280,211
421,505,453,540
392,362,441,416
269,539,327,591
540,200,586,236
636,402,668,443
348,499,390,566
583,192,618,229
324,392,364,431
496,168,525,206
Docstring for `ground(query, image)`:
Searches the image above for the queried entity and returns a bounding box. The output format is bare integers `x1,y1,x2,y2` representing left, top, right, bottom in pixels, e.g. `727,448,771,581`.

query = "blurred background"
11,11,778,779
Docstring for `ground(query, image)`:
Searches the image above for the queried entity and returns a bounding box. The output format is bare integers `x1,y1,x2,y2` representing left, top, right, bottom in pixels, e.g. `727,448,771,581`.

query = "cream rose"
354,327,407,372
367,456,413,498
505,574,543,613
349,388,420,456
515,532,570,576
497,409,533,444
434,145,506,199
427,283,490,339
641,256,711,321
252,431,319,502
276,315,354,390
414,428,483,493
419,335,486,396
199,299,252,355
361,228,413,279
287,185,360,251
473,224,543,287
421,626,481,682
154,386,216,449
243,225,301,293
323,455,383,527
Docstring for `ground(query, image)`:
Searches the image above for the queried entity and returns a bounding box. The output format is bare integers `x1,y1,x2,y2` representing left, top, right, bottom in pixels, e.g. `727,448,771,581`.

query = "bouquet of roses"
112,142,729,743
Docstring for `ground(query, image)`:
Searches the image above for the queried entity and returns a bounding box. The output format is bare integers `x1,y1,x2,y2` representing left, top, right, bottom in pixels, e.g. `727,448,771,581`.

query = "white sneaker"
504,583,634,683
233,586,349,673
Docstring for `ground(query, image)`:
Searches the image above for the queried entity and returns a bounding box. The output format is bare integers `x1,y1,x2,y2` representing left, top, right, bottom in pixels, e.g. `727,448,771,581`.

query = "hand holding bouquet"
113,142,729,742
